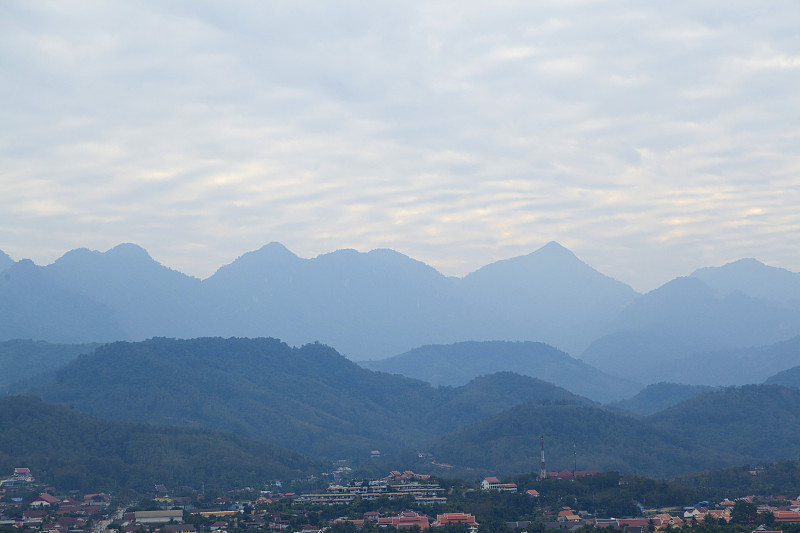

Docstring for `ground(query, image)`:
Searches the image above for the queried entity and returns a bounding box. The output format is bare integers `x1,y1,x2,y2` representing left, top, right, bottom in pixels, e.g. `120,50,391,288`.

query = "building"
481,477,500,490
377,511,430,530
481,477,517,492
433,513,479,533
134,510,184,524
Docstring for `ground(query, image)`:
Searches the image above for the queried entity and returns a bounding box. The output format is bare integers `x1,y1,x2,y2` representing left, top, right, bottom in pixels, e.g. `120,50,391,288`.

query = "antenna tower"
573,443,577,479
540,435,547,480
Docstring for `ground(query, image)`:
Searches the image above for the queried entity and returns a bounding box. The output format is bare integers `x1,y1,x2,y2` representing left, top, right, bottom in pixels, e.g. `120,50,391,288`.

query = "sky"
1,1,799,293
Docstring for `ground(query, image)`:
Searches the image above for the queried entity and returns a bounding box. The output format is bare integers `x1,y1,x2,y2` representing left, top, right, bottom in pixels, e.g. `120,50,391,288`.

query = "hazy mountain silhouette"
0,339,96,389
610,382,715,416
361,340,640,403
0,250,13,273
764,364,800,388
581,277,800,383
0,241,640,360
0,259,125,342
692,258,800,306
459,242,638,354
5,242,800,376
47,244,205,339
201,243,479,358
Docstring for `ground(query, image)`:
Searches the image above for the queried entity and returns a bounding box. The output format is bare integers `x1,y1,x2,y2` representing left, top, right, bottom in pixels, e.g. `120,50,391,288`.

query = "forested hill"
430,384,800,477
674,459,800,500
25,337,591,459
429,401,746,478
645,384,800,460
0,395,321,493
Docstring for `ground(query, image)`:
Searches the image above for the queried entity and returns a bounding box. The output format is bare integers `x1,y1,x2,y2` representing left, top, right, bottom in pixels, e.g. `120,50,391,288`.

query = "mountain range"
0,241,636,359
12,336,800,480
23,337,593,459
4,241,800,386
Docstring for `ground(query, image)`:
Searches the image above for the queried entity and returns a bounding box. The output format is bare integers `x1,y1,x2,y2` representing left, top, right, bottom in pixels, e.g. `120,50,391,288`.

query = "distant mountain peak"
259,241,295,254
209,242,301,280
690,256,800,303
730,257,766,267
525,241,585,265
537,241,574,256
233,242,300,264
0,249,13,272
106,243,153,260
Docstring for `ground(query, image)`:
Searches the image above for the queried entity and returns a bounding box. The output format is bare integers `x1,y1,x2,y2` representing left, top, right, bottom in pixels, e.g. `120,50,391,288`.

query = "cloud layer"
1,0,799,291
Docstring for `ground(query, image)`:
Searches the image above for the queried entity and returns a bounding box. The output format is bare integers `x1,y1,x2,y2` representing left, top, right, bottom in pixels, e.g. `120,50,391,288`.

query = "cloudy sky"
1,0,798,292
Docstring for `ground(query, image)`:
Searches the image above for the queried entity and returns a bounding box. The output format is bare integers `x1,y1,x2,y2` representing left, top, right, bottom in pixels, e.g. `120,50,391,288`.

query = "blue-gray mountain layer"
581,259,800,384
360,340,640,403
0,241,638,359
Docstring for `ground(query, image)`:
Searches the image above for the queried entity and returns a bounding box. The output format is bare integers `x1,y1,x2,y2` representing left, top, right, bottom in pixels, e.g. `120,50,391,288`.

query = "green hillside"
675,459,800,500
26,337,590,459
646,384,800,460
0,396,321,493
430,401,746,478
431,384,800,477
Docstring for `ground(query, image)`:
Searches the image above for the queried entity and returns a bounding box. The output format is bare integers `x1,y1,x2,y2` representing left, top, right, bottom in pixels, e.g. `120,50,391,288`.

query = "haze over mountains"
361,341,640,403
4,241,800,382
1,241,638,358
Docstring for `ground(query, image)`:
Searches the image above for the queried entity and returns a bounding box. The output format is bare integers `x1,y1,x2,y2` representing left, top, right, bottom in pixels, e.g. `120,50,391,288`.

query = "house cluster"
0,472,113,533
753,497,800,523
679,496,800,526
533,496,800,533
293,471,446,506
519,505,682,533
334,510,479,532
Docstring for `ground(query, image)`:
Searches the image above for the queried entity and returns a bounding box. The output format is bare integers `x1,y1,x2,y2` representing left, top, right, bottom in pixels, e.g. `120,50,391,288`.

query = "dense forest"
12,337,800,478
430,402,744,478
0,396,321,492
24,337,590,458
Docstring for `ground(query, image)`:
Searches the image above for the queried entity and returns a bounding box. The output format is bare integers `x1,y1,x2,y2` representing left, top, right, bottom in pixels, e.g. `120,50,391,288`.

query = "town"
3,467,800,533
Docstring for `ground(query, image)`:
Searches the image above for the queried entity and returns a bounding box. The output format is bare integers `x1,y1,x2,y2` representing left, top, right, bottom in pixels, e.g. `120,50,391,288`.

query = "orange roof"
434,513,478,526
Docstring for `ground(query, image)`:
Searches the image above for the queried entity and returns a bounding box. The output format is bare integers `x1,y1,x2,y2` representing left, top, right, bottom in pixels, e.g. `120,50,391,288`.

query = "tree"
756,511,775,526
731,501,757,524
